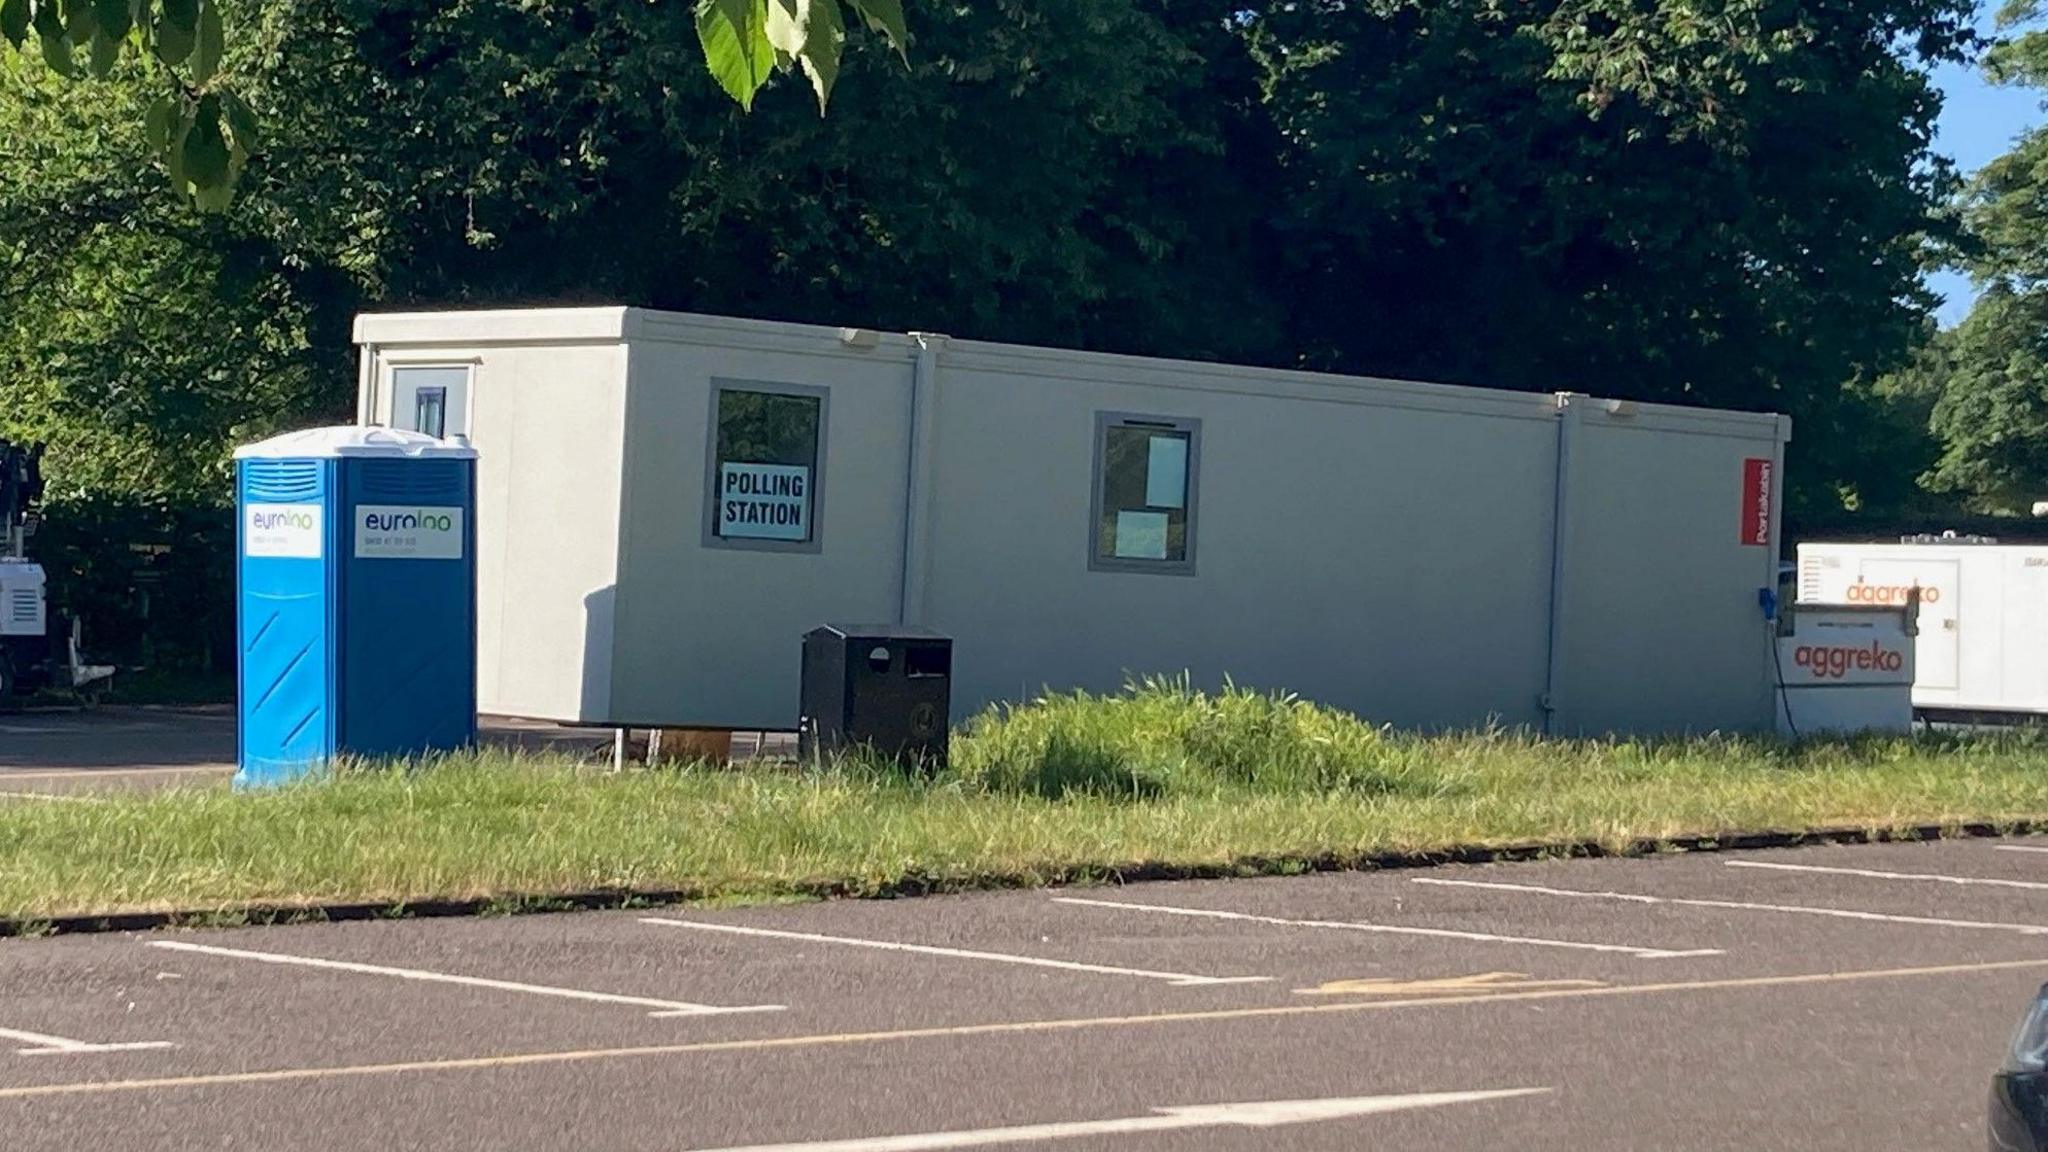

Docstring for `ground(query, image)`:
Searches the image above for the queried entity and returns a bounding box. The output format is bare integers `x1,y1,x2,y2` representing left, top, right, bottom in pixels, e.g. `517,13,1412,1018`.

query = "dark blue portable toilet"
233,426,479,788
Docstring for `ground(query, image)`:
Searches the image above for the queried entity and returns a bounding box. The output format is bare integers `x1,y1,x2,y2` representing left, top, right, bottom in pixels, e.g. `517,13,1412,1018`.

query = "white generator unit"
1774,601,1916,735
1797,540,2048,716
0,558,49,693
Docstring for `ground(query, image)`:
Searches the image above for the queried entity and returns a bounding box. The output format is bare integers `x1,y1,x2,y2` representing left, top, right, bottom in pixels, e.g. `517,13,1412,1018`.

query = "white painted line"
0,1025,174,1056
1413,877,2048,936
640,917,1271,987
1727,859,2048,891
688,1087,1551,1151
0,765,230,781
1997,845,2048,855
0,790,104,803
1052,896,1722,960
147,940,784,1018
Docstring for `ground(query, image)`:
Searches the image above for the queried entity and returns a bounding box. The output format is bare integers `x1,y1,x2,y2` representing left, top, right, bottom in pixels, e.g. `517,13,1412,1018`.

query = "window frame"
382,361,477,439
1087,411,1201,576
412,386,449,439
700,378,831,555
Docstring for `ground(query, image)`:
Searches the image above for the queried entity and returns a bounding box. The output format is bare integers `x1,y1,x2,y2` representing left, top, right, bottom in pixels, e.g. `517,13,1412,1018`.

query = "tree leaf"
798,0,844,113
181,93,230,191
143,93,176,152
844,0,907,60
219,88,257,154
695,0,774,110
163,101,191,189
88,26,117,74
0,0,29,47
763,0,805,57
64,0,96,45
155,0,196,65
190,0,219,81
93,0,128,41
33,1,76,76
191,177,235,212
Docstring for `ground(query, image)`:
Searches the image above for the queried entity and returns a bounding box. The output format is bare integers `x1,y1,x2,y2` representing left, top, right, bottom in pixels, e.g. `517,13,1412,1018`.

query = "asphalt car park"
2,838,2045,1150
0,707,619,797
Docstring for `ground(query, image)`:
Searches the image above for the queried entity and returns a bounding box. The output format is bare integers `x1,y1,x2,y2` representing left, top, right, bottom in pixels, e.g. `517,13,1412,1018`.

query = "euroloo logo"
362,508,455,533
355,504,464,560
1845,581,1939,605
250,508,315,532
1792,641,1904,680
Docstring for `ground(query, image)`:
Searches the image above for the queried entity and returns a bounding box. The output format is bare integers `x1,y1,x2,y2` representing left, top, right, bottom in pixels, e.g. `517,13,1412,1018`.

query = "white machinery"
0,441,113,700
1798,538,2048,718
1774,600,1917,735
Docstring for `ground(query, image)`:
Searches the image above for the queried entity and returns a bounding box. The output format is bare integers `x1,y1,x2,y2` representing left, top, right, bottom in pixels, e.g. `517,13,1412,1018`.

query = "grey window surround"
1088,410,1200,576
701,379,830,555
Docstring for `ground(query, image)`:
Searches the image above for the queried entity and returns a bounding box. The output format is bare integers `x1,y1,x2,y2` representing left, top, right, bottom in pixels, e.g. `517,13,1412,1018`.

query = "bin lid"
806,624,951,642
234,425,478,461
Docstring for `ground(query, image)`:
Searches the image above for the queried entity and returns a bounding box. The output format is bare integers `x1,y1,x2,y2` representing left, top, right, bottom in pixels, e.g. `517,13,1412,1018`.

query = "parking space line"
1997,845,2048,855
1413,877,2048,935
0,1025,174,1056
0,766,228,781
8,955,2047,1100
0,790,104,803
147,940,784,1018
1051,896,1723,959
1727,859,2048,891
639,917,1271,987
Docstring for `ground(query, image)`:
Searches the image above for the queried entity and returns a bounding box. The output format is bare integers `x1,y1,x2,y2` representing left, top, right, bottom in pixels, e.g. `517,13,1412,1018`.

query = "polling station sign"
719,463,811,542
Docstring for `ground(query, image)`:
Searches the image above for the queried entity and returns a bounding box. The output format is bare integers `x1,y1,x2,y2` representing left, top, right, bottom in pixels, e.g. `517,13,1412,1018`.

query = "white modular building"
1798,541,2048,716
353,307,1790,735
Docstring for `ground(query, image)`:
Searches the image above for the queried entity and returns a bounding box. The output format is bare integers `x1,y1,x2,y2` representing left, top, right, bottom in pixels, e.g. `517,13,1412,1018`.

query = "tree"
0,0,908,207
1241,0,1974,518
1926,287,2048,510
1921,0,2048,510
0,0,1997,672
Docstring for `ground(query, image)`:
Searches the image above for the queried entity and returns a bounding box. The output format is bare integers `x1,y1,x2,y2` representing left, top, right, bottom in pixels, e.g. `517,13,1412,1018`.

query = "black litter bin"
799,625,952,769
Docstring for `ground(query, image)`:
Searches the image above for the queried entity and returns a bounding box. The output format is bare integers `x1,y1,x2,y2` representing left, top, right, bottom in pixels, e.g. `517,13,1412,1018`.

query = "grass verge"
4,678,2047,925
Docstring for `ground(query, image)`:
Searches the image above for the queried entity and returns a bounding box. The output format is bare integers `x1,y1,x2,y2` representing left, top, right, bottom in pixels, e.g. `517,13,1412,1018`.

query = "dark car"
1992,985,2048,1150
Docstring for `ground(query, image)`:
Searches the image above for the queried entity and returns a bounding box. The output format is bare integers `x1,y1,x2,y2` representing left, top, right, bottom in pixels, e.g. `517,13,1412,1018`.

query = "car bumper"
1992,1074,2048,1151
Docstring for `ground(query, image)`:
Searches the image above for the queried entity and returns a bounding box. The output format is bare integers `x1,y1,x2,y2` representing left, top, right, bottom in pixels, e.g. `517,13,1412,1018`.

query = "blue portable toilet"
234,426,479,788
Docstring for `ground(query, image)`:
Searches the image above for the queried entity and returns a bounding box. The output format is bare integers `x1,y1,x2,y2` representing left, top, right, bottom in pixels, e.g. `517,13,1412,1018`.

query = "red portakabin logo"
1792,641,1904,679
1845,582,1939,605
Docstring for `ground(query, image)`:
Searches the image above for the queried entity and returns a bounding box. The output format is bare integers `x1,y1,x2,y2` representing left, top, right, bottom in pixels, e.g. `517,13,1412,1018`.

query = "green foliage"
1913,1,2048,511
1927,287,2048,509
951,676,1441,800
696,0,905,112
1248,0,1972,522
0,0,255,206
0,0,911,209
0,0,1999,669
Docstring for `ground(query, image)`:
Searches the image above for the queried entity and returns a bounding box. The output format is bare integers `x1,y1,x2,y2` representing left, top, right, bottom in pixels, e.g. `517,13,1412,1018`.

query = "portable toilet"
234,426,478,787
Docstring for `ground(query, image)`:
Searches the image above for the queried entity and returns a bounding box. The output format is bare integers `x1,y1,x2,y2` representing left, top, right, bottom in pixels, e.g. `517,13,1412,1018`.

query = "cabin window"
1090,413,1199,573
705,382,828,552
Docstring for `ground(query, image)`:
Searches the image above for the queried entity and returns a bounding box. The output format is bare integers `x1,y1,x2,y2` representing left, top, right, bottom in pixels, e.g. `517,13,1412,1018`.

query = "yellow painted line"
4,956,2046,1101
1299,972,1606,997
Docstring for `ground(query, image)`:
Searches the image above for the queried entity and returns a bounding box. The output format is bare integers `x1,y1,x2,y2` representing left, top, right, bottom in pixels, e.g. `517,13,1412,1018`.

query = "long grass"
4,677,2047,922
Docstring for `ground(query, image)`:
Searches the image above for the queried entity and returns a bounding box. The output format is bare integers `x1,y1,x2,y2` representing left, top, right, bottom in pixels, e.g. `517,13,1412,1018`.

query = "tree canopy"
0,0,1988,521
0,0,910,208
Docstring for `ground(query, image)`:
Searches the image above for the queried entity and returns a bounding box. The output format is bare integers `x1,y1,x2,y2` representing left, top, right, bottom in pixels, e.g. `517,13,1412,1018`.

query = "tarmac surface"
2,838,2044,1150
0,707,616,795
